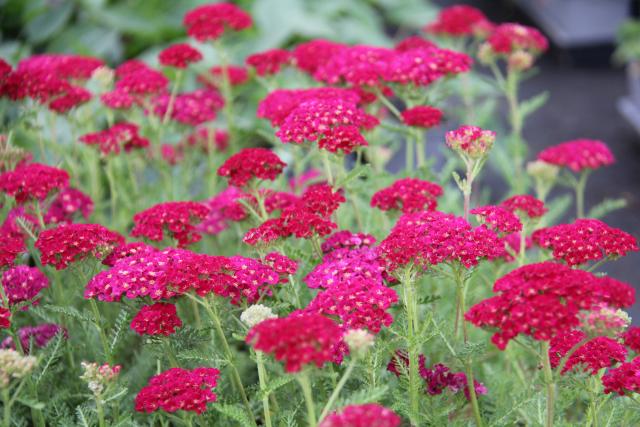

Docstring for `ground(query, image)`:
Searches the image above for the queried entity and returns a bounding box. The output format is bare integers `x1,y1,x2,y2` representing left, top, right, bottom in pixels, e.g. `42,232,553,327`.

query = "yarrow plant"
0,3,638,427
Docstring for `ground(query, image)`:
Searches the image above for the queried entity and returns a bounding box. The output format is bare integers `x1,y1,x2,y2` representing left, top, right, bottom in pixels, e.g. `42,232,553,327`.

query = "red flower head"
135,367,220,413
152,89,224,126
102,241,157,267
371,178,443,214
246,48,291,76
446,125,495,159
2,266,49,307
36,224,124,270
500,232,532,262
549,330,627,375
384,47,472,87
45,187,94,225
500,194,547,219
378,210,503,271
319,404,401,427
263,252,298,276
275,98,375,153
131,201,210,248
314,45,394,87
465,262,634,349
0,307,9,329
203,65,249,86
305,279,398,334
197,187,247,235
425,5,492,37
100,90,134,110
321,230,376,254
185,127,229,153
2,323,66,351
602,357,640,395
115,67,168,97
395,36,436,52
246,313,343,372
622,326,640,353
183,2,252,41
487,23,548,55
0,229,25,267
401,106,443,128
258,87,361,127
537,139,615,172
292,39,346,75
158,43,202,68
0,163,69,203
80,122,149,155
532,219,638,266
470,205,523,234
48,85,92,113
218,148,286,187
131,303,183,336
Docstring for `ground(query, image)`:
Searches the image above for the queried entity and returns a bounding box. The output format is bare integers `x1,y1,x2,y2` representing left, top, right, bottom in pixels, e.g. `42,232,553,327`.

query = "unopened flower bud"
477,42,495,65
508,50,534,72
80,361,121,396
344,329,375,357
91,66,115,88
0,349,37,388
445,125,496,160
580,304,631,338
241,304,276,328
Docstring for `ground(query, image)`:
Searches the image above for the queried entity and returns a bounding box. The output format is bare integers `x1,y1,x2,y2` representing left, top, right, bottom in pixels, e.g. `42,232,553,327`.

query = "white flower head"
241,304,277,328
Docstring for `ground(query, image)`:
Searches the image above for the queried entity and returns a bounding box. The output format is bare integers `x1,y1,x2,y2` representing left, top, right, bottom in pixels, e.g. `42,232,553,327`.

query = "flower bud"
477,42,495,65
80,361,121,396
508,50,534,72
580,305,631,338
241,304,277,328
91,66,115,89
0,349,37,388
445,125,496,160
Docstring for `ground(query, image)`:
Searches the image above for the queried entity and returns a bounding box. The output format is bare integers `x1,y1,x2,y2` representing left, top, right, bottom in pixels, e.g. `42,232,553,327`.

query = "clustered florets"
158,43,203,68
80,122,149,155
44,187,94,224
532,218,638,266
217,148,286,187
549,330,627,375
537,139,615,172
131,201,210,248
371,178,443,214
2,323,66,352
130,303,183,336
0,163,69,203
1,265,49,307
319,404,401,427
134,367,220,413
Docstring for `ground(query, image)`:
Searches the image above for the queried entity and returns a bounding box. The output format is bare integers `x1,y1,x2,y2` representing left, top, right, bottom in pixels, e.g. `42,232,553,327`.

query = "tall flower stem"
320,150,334,186
414,129,426,169
3,388,11,427
505,69,527,193
575,170,591,219
89,299,113,365
319,358,357,421
96,397,106,427
200,296,255,426
297,371,317,427
541,341,556,427
213,42,237,148
462,160,474,222
256,351,273,427
401,268,421,425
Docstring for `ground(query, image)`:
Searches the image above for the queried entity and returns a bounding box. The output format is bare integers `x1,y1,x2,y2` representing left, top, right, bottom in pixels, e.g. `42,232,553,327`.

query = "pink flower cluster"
134,367,220,414
500,194,547,219
246,313,343,372
470,205,522,234
319,404,401,427
244,184,345,245
549,330,627,375
197,187,247,235
79,123,149,155
152,89,224,126
1,323,66,351
532,218,638,266
2,266,49,307
0,308,9,329
465,262,635,349
131,303,183,336
425,5,493,37
321,230,376,253
217,148,286,187
537,139,615,172
487,23,549,55
183,2,252,41
131,201,210,248
602,357,640,395
378,210,503,271
246,49,291,76
0,163,69,203
371,178,443,214
445,125,496,159
158,43,202,68
0,229,25,267
292,39,346,75
44,187,94,225
622,327,640,353
401,106,443,128
36,223,124,270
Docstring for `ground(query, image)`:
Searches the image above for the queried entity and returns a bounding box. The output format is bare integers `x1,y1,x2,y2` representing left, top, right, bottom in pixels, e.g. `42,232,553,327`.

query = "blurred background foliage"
0,0,437,64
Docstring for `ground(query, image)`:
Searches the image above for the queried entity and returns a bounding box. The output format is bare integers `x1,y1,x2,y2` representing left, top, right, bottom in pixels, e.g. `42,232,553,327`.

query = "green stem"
401,268,420,425
297,372,317,427
406,136,414,172
575,170,590,219
321,150,334,186
201,296,255,425
161,70,184,127
214,42,236,147
541,341,555,427
163,340,179,368
465,361,484,427
105,159,117,223
3,388,10,427
415,129,426,169
89,299,113,364
319,358,357,421
505,69,526,193
96,397,106,427
256,351,273,427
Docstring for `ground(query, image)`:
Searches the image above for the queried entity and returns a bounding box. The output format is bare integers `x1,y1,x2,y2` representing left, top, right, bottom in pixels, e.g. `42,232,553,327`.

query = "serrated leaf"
16,397,45,410
336,164,370,188
213,404,254,427
260,376,294,398
458,341,487,359
42,304,94,324
587,198,627,219
335,385,389,408
520,91,549,121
